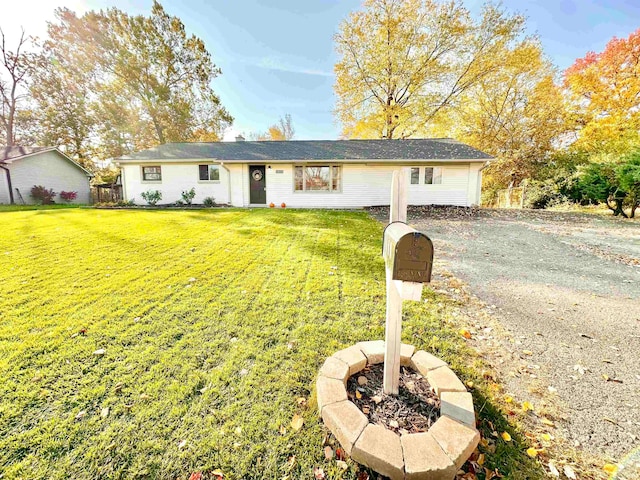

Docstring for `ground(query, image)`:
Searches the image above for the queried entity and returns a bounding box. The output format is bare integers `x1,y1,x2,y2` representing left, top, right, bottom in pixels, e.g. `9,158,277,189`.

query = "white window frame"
141,165,162,183
198,164,220,183
424,166,442,185
294,165,342,193
410,167,420,185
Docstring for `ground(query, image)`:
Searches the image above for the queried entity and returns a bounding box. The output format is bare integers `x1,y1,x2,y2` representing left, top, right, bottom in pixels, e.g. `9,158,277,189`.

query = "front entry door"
249,165,266,204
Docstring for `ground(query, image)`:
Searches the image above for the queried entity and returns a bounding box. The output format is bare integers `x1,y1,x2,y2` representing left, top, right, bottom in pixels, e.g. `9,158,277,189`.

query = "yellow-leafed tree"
334,0,526,139
431,39,567,191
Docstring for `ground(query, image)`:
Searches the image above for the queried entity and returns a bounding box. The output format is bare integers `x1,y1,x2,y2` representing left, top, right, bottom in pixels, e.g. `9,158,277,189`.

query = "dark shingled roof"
0,146,51,162
116,138,492,162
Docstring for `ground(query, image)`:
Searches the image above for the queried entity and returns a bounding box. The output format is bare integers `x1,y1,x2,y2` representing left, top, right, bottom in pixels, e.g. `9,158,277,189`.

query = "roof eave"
115,157,490,164
3,147,94,177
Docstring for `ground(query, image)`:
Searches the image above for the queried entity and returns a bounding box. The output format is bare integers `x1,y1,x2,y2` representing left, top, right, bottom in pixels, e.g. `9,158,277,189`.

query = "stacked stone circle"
316,340,479,480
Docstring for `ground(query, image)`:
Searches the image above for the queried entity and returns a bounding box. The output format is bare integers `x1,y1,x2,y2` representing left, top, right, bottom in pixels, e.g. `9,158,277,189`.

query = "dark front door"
249,165,266,204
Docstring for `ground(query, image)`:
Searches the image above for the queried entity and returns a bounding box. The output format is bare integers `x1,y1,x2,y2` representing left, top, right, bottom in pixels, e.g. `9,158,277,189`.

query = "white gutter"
220,161,232,205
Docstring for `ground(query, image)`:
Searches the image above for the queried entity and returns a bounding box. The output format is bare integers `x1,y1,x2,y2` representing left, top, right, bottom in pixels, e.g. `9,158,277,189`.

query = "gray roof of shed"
116,138,492,163
0,146,93,176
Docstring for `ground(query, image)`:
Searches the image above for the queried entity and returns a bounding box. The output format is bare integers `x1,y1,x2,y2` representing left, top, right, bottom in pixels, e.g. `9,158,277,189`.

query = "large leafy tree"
39,1,231,160
29,48,96,168
334,0,526,139
564,28,640,155
434,39,567,189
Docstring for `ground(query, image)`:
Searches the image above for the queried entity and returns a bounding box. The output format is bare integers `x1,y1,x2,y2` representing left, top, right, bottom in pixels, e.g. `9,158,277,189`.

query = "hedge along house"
115,138,492,208
0,147,93,204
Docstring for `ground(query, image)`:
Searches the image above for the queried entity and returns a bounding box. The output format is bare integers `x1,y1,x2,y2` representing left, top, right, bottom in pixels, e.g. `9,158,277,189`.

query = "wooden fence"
487,186,526,208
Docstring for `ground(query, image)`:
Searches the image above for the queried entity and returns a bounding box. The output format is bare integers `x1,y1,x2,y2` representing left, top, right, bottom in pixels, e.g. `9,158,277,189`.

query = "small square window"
142,166,161,181
199,164,219,181
410,167,419,185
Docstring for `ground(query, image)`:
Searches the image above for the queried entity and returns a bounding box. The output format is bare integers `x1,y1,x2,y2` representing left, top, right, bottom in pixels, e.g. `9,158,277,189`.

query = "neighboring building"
0,147,93,204
115,138,492,208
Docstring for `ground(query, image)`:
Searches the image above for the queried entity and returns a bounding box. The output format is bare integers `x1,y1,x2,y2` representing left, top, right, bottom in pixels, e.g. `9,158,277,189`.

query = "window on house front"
410,167,420,184
425,167,442,185
199,164,220,181
294,165,342,192
142,166,161,181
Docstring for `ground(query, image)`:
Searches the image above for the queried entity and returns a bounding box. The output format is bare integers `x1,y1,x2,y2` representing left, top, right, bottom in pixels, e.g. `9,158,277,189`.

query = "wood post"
384,167,414,395
389,169,407,224
383,267,403,394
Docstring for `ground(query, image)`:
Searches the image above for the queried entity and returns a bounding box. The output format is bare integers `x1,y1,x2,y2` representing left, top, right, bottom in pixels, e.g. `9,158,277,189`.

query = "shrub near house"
60,191,78,202
30,185,57,205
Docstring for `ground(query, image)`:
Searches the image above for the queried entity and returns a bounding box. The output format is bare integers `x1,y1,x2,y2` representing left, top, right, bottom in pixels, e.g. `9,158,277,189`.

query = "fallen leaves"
526,447,544,458
500,432,511,442
101,407,109,418
602,374,623,383
602,463,617,475
93,348,106,356
313,467,326,479
75,410,86,420
521,401,534,412
573,364,586,375
563,465,577,479
323,446,333,460
460,329,472,339
290,413,304,432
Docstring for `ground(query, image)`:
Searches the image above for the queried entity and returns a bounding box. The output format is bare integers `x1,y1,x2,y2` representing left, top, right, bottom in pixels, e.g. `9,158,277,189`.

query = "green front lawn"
0,209,542,479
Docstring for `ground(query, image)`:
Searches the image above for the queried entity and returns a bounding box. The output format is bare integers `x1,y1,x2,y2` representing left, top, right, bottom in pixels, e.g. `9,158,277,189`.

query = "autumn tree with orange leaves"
564,28,640,155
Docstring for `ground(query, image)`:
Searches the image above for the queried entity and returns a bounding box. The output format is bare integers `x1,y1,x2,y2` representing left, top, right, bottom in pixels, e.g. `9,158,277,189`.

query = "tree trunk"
606,197,628,217
151,114,165,144
6,99,15,146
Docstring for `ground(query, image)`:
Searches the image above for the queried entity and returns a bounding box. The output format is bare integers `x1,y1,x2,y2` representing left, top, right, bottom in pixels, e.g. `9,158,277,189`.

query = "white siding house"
116,139,491,208
0,147,92,204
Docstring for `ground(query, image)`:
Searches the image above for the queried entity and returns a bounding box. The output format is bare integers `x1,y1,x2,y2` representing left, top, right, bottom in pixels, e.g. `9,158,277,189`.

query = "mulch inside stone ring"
346,364,440,435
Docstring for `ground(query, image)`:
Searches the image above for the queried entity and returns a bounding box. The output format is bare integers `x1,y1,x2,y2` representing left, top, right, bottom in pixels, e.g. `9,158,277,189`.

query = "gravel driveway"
375,207,640,462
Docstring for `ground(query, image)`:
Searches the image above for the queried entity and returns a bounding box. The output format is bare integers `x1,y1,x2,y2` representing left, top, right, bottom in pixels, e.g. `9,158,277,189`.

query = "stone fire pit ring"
316,340,480,480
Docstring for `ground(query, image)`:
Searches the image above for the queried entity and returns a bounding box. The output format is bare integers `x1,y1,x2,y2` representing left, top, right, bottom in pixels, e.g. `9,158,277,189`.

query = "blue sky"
4,0,640,140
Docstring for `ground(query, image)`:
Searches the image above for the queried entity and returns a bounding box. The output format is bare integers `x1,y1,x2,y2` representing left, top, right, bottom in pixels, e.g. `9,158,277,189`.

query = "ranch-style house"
115,138,492,208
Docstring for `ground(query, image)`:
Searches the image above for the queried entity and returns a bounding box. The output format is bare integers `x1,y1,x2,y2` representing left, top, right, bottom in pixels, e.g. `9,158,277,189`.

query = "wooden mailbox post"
382,169,434,394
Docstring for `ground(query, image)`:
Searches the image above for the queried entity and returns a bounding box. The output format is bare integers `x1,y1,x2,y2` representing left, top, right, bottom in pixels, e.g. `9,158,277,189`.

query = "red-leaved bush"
60,191,78,202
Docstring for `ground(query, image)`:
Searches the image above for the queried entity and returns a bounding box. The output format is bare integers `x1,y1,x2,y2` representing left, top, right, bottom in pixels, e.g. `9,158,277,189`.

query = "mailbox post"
382,169,434,395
